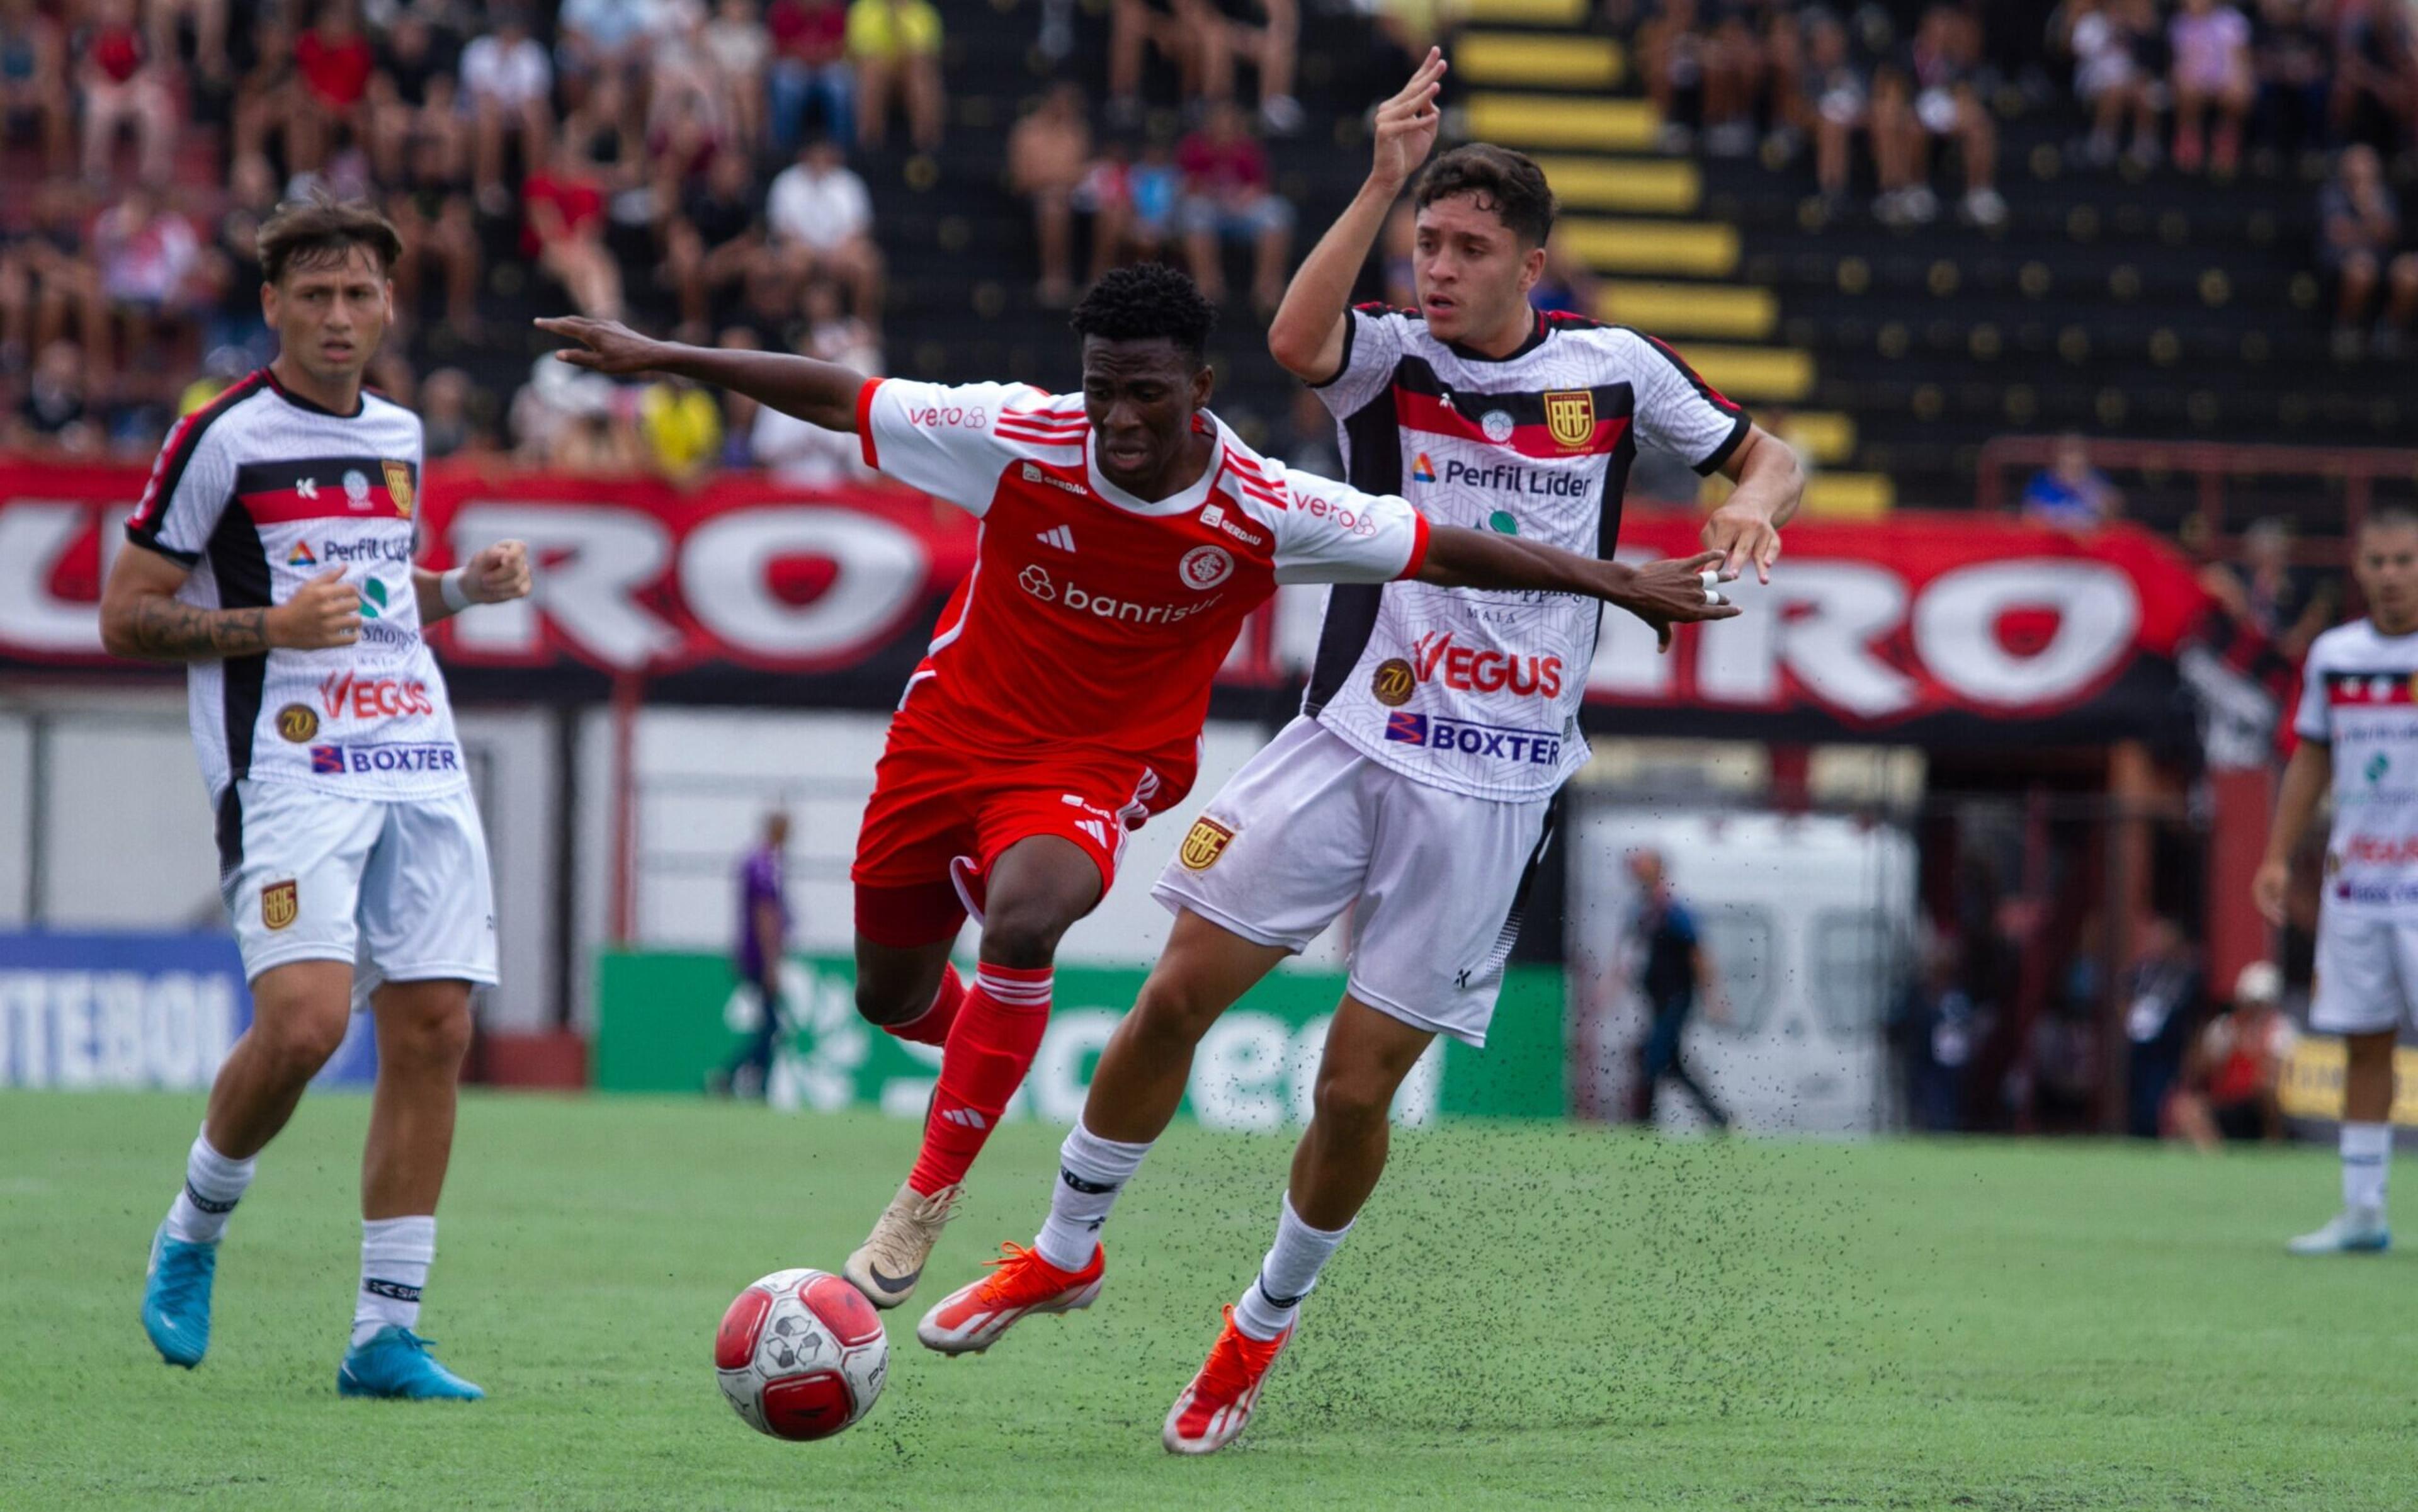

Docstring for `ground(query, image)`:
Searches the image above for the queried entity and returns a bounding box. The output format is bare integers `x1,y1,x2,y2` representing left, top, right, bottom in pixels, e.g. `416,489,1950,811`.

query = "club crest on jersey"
1543,390,1596,450
343,470,372,509
275,703,319,742
1480,411,1515,443
1179,817,1235,871
1371,657,1416,707
1179,545,1232,591
1412,452,1437,483
383,461,415,518
261,880,298,931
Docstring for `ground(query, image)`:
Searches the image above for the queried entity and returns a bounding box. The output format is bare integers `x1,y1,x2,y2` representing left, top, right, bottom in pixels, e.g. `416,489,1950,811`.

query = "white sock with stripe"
1033,1120,1154,1270
1232,1194,1352,1342
163,1127,255,1245
353,1216,436,1347
2342,1122,2391,1214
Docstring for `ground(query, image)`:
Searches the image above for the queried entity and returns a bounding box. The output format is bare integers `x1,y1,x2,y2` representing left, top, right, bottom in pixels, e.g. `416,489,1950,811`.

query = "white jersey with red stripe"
854,376,1428,770
123,369,463,802
1302,305,1751,801
2296,619,2418,914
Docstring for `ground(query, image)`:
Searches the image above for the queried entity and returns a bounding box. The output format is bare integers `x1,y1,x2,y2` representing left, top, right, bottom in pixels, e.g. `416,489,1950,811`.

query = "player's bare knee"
1131,972,1225,1045
251,1004,350,1082
386,998,474,1069
976,910,1067,972
1310,1064,1395,1131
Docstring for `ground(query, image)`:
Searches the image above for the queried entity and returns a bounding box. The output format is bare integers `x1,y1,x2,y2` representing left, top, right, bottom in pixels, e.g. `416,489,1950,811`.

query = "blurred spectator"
229,8,298,173
639,374,723,480
1009,82,1093,307
151,0,230,84
2121,917,2203,1140
2330,0,2417,154
1802,8,1871,206
1280,387,1341,479
800,277,880,370
1527,232,1601,319
847,0,943,152
1198,0,1302,135
556,0,660,98
0,0,71,176
767,137,884,321
767,0,853,151
1380,198,1417,309
6,340,99,455
703,0,775,150
1081,137,1181,281
2171,960,2296,1149
1893,930,1977,1133
2201,516,2336,657
368,10,465,188
2319,144,2417,358
288,0,377,175
2020,435,2124,530
389,131,484,338
78,0,177,184
649,0,743,173
93,186,205,373
1177,101,1293,312
2063,0,2161,168
514,357,645,471
462,6,554,213
749,290,877,483
1640,0,1722,154
523,139,626,320
2170,0,2254,173
664,149,770,339
420,367,491,460
713,326,761,468
0,181,105,378
2252,0,2332,157
1875,4,2004,227
1108,0,1210,125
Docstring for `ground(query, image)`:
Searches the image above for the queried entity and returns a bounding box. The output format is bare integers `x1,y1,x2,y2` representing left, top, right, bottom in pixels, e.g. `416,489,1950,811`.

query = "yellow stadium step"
1559,218,1739,278
1774,411,1857,467
1666,344,1815,403
1466,93,1658,152
1597,281,1776,341
1453,32,1624,89
1531,155,1699,213
1800,472,1895,519
1459,0,1589,24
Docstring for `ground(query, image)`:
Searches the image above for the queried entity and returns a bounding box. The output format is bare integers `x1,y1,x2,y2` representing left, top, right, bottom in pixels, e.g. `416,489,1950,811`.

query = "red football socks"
907,963,1052,1196
883,963,965,1048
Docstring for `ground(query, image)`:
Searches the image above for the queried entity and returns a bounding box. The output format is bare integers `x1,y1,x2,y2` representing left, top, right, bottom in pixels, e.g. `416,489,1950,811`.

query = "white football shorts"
1151,716,1553,1047
2312,906,2418,1035
217,777,499,991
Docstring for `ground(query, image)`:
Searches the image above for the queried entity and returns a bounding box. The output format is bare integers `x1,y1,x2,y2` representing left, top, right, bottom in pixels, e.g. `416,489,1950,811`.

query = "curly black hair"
1069,263,1218,366
1416,144,1557,248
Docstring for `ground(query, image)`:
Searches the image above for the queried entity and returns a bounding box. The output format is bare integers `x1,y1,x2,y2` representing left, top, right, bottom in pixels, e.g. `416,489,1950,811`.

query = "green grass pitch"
4,1091,2415,1510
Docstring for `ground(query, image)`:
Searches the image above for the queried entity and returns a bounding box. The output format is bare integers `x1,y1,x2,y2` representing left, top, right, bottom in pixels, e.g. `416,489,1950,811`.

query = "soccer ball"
714,1268,890,1440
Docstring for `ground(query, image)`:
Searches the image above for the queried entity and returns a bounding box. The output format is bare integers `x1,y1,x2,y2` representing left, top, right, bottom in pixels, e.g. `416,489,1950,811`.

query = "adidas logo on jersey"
1021,460,1088,498
1036,524,1077,552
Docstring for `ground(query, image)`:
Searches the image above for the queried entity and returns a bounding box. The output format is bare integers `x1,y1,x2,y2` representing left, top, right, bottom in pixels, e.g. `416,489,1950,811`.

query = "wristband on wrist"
440,567,473,614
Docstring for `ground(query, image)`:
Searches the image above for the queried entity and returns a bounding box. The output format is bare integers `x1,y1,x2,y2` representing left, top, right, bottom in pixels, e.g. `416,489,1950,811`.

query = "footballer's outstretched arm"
1419,525,1737,651
536,316,866,431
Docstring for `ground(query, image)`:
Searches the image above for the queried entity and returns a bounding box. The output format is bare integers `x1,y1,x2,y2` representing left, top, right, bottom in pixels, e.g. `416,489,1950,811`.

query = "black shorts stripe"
204,502,272,783
125,372,268,559
1303,384,1411,715
214,783,244,880
1463,799,1561,990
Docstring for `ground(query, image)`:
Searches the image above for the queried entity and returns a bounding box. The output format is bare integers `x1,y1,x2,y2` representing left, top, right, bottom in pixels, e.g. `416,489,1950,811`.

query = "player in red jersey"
538,266,1735,1307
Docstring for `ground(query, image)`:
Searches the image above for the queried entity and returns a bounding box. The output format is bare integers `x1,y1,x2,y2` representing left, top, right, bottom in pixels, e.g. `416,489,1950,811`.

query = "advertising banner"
594,952,1563,1125
0,931,375,1090
1,462,2207,743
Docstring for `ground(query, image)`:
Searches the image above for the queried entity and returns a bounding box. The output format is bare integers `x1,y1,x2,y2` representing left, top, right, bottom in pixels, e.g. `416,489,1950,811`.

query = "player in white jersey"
2258,508,2418,1255
101,200,532,1397
916,52,1803,1453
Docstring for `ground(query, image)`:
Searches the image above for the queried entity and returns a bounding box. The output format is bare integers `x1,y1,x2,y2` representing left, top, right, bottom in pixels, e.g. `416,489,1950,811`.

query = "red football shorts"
852,710,1195,948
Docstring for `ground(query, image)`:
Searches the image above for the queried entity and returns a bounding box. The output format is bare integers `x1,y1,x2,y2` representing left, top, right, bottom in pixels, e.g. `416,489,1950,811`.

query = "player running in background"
916,52,1801,1454
105,200,532,1399
538,263,1740,1310
2259,505,2418,1255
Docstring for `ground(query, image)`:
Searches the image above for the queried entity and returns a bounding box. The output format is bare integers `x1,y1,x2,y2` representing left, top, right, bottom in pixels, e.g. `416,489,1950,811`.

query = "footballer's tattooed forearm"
120,597,272,660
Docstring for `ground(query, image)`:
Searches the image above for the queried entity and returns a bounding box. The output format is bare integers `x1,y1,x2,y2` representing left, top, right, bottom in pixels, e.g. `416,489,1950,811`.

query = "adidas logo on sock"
1036,524,1076,552
941,1107,990,1130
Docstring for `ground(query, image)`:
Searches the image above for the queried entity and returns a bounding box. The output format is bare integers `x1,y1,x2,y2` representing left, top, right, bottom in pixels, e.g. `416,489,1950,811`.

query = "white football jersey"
2296,619,2418,914
1302,305,1750,801
123,370,465,804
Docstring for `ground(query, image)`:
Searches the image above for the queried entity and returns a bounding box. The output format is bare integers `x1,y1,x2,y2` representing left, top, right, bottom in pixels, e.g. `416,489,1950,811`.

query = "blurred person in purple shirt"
715,809,793,1098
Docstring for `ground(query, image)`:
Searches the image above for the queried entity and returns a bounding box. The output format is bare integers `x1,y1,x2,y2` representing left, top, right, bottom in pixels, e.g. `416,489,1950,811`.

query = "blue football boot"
336,1327,486,1401
142,1223,218,1369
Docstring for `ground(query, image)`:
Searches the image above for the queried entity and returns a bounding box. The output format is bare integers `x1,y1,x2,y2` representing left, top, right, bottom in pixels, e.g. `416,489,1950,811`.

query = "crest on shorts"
1179,817,1235,872
1371,657,1416,708
382,460,415,518
275,703,319,742
261,880,298,931
1543,390,1596,450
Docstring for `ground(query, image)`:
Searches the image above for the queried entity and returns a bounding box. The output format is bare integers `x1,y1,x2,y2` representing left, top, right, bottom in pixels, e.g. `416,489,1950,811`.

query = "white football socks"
1033,1121,1154,1271
354,1216,437,1347
162,1127,256,1245
1232,1194,1353,1343
2342,1122,2392,1214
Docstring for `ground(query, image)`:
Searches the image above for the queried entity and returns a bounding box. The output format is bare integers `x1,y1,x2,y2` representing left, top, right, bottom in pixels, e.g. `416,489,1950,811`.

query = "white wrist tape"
440,567,474,614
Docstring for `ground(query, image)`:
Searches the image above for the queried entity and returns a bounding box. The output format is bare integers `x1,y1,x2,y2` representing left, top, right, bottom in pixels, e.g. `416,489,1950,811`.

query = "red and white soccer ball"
714,1268,890,1440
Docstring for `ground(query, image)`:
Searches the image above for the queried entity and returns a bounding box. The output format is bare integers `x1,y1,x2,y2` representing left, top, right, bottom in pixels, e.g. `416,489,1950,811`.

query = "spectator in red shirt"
77,0,176,184
1176,100,1293,312
524,139,626,321
767,0,853,151
289,0,377,173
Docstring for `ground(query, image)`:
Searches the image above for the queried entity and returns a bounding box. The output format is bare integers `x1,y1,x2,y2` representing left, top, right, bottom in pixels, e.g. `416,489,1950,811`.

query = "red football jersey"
856,377,1429,761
